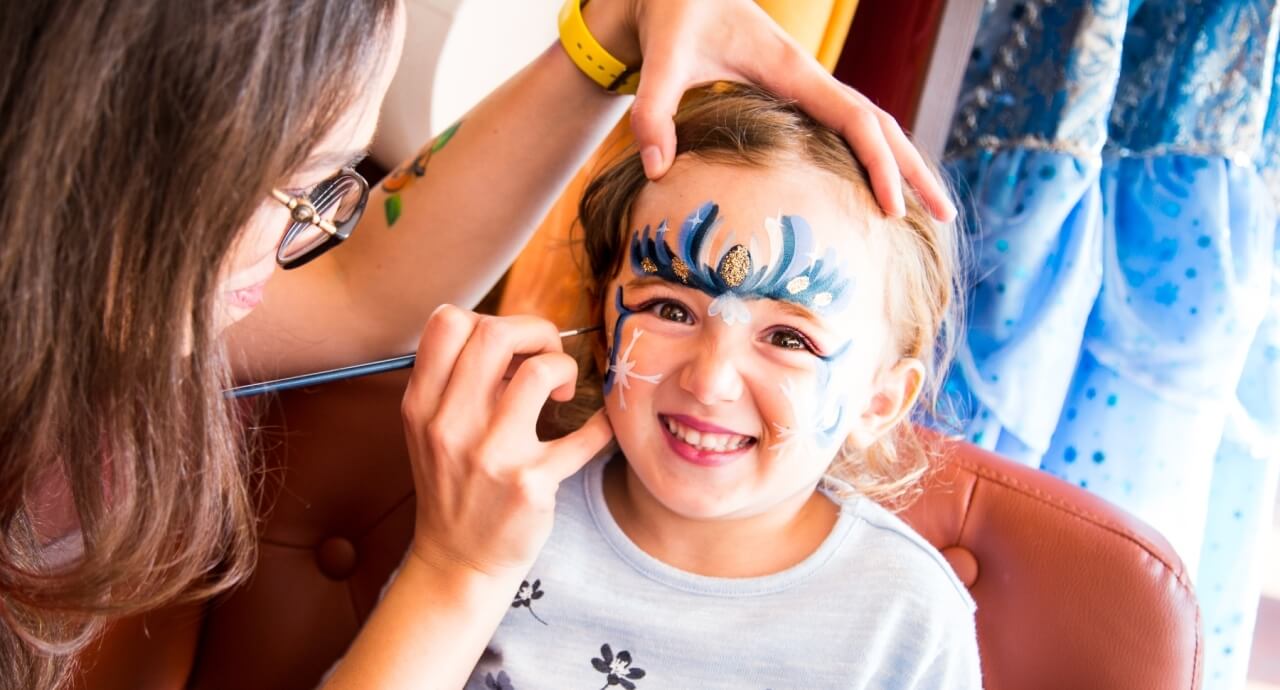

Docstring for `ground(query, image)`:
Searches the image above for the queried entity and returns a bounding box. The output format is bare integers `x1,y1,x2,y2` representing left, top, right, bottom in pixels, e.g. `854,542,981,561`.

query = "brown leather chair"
73,363,1203,690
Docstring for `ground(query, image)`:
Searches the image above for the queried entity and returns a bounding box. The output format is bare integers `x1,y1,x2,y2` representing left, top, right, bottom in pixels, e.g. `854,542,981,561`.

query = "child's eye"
767,328,817,353
628,297,695,324
655,301,692,323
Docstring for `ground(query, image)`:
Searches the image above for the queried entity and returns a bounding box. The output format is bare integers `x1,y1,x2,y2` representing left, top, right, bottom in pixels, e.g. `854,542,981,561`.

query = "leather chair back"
75,369,1202,689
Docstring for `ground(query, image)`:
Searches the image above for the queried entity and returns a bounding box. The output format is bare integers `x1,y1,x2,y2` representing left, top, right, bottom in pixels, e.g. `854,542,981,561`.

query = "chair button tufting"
941,546,979,587
316,536,358,580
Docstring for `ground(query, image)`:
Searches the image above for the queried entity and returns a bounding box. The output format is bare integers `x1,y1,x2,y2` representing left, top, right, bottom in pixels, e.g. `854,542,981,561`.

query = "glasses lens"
277,174,367,265
321,175,365,227
277,220,330,264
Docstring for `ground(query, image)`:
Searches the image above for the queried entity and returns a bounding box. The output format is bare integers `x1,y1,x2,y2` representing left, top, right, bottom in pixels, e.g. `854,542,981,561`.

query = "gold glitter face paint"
627,201,855,326
717,244,751,287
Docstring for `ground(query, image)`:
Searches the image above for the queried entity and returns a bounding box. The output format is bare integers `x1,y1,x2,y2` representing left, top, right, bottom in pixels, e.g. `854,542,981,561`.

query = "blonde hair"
560,82,965,510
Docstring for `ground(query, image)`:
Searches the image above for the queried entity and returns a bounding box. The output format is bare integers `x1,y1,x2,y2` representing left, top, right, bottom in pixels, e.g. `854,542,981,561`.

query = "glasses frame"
270,168,370,270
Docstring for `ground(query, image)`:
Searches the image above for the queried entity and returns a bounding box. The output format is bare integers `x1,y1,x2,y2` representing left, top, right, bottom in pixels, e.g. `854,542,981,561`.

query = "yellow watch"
557,0,640,95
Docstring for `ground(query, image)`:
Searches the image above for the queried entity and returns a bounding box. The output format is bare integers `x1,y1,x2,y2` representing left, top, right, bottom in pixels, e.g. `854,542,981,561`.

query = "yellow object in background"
756,0,858,72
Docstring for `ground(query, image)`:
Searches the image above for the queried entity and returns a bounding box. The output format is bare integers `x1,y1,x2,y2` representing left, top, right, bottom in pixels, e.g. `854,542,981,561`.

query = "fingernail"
641,146,663,178
942,199,958,221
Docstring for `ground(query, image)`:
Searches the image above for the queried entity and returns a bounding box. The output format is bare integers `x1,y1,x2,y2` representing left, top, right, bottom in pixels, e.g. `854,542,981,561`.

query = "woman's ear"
847,358,925,449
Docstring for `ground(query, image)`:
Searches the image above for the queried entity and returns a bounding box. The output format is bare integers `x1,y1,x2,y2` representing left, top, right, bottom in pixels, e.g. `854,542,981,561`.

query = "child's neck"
601,459,840,578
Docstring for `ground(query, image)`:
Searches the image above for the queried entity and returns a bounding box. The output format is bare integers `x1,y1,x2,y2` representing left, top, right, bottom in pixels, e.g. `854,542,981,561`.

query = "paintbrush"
225,324,602,399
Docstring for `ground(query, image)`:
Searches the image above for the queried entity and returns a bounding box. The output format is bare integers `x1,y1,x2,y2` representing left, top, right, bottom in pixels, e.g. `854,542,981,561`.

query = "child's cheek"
756,355,859,456
604,317,666,412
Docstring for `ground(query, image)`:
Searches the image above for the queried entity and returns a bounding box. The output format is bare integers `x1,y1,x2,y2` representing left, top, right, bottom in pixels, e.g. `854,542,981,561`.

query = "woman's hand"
401,306,614,578
588,0,955,221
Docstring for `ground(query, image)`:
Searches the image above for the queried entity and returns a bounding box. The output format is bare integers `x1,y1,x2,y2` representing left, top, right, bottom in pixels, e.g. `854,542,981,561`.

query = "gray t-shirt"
464,453,982,690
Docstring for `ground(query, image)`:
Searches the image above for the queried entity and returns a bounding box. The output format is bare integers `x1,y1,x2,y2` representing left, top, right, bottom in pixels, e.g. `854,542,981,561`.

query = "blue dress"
939,2,1279,687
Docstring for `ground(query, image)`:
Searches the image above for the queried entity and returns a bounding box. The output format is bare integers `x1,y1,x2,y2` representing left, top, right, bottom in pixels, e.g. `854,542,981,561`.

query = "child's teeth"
664,417,753,452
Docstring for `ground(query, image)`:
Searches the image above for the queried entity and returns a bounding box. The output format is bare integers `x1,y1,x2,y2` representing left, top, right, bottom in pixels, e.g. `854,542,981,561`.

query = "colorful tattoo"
630,201,853,324
381,120,462,227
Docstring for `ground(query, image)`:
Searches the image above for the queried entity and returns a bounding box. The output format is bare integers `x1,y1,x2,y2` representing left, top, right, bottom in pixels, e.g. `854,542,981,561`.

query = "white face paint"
607,326,663,410
600,160,901,524
707,293,752,325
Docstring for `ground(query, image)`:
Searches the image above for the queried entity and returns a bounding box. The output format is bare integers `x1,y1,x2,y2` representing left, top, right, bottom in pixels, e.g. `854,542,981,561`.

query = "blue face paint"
622,201,863,450
603,286,663,409
812,341,854,446
774,340,854,451
602,286,633,396
629,201,854,317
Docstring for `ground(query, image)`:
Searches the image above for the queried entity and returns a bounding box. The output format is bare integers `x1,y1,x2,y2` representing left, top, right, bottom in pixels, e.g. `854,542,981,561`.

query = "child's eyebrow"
622,276,680,290
624,275,828,324
770,299,822,324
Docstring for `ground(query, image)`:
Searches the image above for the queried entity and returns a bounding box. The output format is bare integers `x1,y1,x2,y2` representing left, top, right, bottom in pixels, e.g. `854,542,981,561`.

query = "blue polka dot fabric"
936,1,1280,687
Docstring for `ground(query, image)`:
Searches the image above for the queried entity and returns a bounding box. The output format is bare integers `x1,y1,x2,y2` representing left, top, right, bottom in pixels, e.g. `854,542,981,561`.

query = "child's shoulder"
824,482,977,614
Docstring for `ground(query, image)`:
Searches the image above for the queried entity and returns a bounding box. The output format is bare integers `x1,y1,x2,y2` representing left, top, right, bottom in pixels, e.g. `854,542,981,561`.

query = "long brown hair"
0,0,396,685
568,83,965,509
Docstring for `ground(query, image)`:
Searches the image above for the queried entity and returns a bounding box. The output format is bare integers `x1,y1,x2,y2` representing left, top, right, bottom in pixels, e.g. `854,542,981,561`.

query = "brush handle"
225,325,600,399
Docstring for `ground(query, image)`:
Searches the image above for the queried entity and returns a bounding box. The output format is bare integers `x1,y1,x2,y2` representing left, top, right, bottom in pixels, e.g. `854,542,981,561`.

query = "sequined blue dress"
940,2,1279,686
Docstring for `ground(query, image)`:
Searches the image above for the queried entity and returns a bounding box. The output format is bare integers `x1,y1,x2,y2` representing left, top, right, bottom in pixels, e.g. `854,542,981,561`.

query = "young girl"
460,83,979,689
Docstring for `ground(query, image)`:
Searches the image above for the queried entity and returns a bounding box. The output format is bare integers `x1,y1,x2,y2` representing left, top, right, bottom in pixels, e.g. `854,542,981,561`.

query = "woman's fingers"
876,104,958,221
543,408,615,480
763,52,908,216
626,0,956,220
437,315,564,414
403,304,481,423
493,351,580,436
630,44,689,179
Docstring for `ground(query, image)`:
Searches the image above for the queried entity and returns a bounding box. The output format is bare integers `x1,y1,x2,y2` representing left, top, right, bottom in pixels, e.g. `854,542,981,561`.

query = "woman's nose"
678,342,744,405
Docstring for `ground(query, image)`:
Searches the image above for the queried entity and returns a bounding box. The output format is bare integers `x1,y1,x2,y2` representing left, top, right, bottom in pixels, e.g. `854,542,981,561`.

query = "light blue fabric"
1195,52,1280,690
940,1,1280,686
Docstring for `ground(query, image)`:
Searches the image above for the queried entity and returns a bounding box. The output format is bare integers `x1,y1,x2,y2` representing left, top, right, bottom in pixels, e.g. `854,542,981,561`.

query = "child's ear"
847,358,925,449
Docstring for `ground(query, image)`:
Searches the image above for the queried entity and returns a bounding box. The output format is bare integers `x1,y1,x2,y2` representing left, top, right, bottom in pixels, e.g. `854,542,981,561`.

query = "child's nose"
678,342,744,405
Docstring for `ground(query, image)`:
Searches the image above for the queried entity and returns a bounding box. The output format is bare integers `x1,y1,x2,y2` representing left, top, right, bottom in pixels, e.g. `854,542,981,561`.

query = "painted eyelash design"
628,292,825,354
625,297,695,323
629,201,854,314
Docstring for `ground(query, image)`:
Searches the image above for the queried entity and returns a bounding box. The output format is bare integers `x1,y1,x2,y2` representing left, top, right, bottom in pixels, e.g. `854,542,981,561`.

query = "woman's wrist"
579,0,642,69
408,538,529,596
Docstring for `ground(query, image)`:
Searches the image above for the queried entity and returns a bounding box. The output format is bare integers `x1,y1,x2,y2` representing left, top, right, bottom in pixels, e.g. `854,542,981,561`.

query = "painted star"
608,328,663,410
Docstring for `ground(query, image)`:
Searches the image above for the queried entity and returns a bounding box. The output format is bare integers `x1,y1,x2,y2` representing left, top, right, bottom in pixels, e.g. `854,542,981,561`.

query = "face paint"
771,340,854,452
629,201,854,325
603,286,663,409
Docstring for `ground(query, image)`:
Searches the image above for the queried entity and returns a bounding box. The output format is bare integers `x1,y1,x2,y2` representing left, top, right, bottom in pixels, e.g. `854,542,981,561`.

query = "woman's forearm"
322,550,524,689
334,37,633,338
230,3,634,378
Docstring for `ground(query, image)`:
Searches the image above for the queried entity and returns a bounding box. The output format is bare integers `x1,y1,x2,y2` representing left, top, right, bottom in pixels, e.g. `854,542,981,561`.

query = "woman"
0,0,953,686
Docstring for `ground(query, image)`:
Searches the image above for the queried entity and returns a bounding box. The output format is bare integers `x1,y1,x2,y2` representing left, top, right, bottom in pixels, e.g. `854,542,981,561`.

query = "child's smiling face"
602,158,923,521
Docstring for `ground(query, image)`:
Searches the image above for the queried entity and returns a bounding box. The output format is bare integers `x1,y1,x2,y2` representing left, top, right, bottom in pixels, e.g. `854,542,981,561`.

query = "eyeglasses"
270,168,370,269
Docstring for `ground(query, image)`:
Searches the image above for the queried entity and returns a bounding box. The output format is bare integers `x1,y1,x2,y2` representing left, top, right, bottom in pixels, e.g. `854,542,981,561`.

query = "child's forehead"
630,159,873,257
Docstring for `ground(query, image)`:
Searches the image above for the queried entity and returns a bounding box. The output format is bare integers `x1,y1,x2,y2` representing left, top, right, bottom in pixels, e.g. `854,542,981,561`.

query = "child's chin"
646,482,752,521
